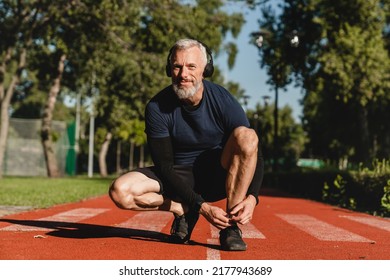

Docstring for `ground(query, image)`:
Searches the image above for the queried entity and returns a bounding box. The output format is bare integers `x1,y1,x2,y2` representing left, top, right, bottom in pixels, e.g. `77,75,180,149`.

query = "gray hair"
170,38,208,66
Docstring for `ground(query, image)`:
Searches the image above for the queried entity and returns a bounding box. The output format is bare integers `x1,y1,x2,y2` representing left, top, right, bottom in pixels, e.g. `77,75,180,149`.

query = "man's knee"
109,178,135,209
233,126,258,155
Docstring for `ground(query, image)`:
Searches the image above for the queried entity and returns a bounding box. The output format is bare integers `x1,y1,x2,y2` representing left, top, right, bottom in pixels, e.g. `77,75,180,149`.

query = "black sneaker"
219,224,247,251
170,210,199,244
171,214,188,241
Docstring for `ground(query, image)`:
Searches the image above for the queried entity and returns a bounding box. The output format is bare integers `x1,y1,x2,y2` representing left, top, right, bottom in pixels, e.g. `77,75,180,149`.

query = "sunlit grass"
0,176,114,209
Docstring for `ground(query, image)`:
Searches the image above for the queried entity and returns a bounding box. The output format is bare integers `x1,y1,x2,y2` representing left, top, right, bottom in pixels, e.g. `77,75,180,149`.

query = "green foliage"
117,119,146,146
381,180,390,214
358,159,390,176
307,0,390,163
322,174,356,210
254,0,390,165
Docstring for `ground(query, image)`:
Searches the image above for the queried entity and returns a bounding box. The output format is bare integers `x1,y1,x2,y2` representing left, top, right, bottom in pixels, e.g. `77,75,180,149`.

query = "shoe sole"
221,243,247,251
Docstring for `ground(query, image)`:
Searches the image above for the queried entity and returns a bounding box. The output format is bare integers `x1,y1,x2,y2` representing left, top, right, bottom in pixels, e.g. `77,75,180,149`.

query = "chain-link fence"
3,118,71,176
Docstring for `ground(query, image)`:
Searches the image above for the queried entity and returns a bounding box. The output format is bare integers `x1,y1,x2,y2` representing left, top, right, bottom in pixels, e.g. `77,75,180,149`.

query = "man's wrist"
198,201,208,215
247,194,258,206
194,196,205,213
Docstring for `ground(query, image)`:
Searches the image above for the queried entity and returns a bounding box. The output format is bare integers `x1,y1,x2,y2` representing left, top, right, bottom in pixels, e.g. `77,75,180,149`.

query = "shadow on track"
0,218,219,249
1,218,170,241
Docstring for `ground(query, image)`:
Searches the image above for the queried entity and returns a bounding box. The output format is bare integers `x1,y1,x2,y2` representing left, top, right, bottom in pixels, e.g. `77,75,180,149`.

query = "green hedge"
263,169,390,217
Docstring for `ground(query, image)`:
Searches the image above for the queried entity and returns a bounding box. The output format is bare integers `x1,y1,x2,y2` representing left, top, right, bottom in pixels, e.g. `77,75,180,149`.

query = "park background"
0,0,389,217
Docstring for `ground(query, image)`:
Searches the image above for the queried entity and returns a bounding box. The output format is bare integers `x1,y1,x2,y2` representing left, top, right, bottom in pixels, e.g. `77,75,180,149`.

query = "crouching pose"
109,38,263,251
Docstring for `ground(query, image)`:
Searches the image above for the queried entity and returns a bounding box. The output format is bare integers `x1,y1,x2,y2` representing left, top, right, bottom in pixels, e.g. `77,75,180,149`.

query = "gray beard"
173,81,201,100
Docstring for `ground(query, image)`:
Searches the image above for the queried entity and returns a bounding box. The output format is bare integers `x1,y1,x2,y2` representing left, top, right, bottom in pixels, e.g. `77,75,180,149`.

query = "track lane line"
0,208,109,231
340,215,390,232
276,214,374,242
206,237,221,260
115,211,172,232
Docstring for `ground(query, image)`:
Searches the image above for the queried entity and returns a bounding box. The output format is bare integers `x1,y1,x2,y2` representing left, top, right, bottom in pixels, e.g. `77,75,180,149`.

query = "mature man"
109,38,263,251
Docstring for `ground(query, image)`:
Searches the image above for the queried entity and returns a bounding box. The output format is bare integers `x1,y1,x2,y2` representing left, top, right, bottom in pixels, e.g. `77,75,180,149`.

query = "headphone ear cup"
203,63,214,78
202,43,214,78
166,46,174,77
166,64,172,77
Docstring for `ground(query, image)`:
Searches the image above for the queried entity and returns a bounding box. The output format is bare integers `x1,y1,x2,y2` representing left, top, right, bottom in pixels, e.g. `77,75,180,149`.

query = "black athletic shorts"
133,148,227,202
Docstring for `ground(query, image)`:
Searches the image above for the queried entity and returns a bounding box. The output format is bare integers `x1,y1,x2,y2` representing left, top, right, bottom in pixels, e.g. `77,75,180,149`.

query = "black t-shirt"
145,80,250,165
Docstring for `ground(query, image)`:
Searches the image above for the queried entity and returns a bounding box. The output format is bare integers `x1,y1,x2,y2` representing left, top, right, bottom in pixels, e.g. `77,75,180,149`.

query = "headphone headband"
165,40,214,78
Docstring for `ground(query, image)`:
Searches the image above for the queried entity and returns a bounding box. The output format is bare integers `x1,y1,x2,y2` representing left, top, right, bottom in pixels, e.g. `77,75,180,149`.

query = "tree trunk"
99,132,112,177
138,145,144,168
0,48,13,101
273,85,279,173
41,54,66,178
0,48,26,178
356,105,371,164
129,141,134,170
116,140,121,174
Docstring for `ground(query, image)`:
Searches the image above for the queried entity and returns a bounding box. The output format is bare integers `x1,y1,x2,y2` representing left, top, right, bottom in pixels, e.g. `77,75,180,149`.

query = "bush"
263,166,390,217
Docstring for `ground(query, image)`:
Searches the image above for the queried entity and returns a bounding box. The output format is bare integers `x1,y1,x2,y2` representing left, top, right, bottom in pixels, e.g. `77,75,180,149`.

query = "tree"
0,0,51,177
0,0,118,177
253,0,390,167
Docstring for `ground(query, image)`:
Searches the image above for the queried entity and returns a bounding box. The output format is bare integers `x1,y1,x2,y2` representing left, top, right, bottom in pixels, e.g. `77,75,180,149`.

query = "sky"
214,1,303,121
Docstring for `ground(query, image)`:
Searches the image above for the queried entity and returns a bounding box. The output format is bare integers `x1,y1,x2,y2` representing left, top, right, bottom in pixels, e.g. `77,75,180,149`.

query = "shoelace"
230,226,242,237
221,224,242,238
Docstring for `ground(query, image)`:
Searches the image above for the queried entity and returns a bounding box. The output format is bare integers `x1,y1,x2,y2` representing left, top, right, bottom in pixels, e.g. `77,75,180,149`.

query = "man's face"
171,46,206,100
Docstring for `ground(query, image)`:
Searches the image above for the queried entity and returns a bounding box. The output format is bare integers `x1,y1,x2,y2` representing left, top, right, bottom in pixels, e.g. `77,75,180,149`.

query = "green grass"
0,176,114,209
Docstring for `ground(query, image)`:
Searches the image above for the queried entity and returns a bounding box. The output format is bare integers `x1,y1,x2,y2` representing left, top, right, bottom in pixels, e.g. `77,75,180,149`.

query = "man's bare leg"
219,126,258,251
109,171,185,216
199,126,258,228
221,126,258,215
109,171,198,244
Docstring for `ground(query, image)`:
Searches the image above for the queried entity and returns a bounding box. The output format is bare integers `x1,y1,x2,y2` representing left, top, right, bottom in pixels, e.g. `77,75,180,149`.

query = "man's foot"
170,214,188,241
219,224,247,251
170,210,199,244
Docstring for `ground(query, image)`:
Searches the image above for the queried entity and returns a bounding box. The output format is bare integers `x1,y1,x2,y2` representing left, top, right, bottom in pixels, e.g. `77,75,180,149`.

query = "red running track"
0,189,389,260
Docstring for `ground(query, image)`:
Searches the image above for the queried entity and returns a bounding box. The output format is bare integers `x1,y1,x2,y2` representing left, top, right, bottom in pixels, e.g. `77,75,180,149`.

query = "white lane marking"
210,225,220,238
0,208,109,231
276,214,373,242
116,211,173,232
340,215,390,232
241,223,266,238
207,237,221,260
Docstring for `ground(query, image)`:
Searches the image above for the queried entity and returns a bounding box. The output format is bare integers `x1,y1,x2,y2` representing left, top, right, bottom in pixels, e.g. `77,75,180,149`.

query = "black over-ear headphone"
165,40,214,78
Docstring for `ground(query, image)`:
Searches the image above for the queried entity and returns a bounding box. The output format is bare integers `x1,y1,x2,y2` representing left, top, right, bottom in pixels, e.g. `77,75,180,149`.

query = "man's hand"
229,195,257,225
199,202,230,230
